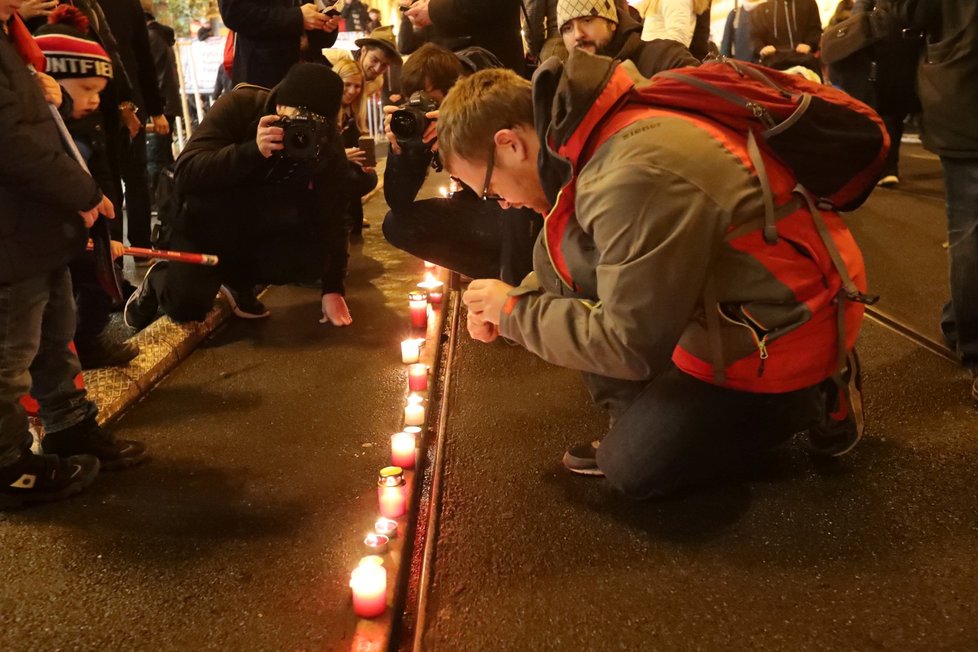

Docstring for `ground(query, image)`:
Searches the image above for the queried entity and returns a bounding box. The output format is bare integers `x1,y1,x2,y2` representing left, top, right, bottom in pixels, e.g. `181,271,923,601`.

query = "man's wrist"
119,100,138,115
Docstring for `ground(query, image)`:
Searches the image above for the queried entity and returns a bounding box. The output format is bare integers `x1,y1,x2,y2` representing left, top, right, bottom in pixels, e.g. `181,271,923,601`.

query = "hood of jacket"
533,50,635,203
146,15,176,47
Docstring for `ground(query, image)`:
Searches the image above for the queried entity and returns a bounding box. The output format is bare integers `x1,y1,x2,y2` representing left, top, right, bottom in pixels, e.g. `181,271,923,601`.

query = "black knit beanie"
276,63,344,118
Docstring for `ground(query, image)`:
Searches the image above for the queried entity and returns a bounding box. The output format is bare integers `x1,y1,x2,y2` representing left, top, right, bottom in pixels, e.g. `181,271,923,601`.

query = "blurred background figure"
335,58,378,239
720,0,765,61
750,0,823,76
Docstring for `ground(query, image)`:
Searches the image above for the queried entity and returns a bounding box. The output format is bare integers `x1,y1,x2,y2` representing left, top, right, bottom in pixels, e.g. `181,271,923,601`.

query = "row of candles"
349,265,444,619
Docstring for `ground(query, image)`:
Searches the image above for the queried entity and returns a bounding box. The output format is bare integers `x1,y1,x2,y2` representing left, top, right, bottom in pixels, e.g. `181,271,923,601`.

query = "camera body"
390,91,440,155
274,108,330,163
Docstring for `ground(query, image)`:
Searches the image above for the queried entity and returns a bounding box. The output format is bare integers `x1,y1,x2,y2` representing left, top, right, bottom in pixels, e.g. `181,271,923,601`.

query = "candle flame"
407,394,423,405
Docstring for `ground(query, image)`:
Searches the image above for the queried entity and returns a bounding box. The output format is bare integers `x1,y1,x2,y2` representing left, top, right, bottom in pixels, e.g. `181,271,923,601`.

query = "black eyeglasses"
481,144,504,202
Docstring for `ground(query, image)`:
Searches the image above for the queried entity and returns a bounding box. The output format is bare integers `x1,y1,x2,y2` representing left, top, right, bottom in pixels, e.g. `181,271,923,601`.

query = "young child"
35,6,139,369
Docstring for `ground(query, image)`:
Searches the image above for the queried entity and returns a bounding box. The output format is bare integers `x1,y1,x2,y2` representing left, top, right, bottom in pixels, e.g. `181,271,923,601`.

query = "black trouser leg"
123,130,153,248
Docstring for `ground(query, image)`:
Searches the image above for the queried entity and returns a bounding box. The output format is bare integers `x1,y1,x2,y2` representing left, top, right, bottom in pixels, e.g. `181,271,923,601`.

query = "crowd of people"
1,0,974,509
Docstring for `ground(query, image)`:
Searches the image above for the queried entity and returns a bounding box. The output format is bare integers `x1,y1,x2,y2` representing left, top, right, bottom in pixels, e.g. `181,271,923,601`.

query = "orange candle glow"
418,273,444,304
391,430,417,468
408,363,428,392
350,561,387,618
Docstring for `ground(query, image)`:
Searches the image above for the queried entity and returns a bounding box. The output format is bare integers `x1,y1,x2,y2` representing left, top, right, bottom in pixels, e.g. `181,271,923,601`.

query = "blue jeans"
592,366,822,499
939,157,978,371
0,268,97,467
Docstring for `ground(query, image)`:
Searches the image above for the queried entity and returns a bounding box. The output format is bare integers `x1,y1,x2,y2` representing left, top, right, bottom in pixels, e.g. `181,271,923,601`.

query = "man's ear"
493,128,530,163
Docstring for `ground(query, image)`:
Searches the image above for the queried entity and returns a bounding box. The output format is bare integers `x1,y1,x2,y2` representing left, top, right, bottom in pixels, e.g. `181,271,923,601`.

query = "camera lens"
390,112,420,140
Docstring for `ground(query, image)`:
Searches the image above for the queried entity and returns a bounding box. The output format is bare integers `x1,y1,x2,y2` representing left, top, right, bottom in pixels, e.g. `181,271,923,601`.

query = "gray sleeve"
499,164,726,381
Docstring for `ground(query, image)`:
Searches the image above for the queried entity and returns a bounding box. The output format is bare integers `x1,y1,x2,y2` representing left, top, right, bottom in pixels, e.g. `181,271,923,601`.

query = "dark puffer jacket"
0,25,102,283
173,84,350,294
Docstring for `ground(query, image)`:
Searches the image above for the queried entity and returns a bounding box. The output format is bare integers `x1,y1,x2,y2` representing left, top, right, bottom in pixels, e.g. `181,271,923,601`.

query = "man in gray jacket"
1,2,145,509
442,54,867,498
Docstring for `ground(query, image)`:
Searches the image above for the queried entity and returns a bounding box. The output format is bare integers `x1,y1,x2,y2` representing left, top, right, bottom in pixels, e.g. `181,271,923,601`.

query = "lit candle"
408,363,428,392
418,273,444,304
423,260,436,270
438,185,449,198
401,338,423,364
364,533,390,555
360,554,385,567
374,517,398,539
377,466,407,518
408,291,428,329
350,562,387,618
390,430,417,468
404,394,425,427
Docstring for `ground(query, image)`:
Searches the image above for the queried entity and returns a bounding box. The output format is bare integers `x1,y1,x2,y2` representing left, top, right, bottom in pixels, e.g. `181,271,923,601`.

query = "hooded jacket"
145,12,180,117
173,84,350,294
0,24,102,283
500,52,866,394
749,0,823,57
605,0,700,76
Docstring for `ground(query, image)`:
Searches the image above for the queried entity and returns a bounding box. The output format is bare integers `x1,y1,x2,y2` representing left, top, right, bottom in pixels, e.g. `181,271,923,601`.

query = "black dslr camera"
390,91,440,155
274,108,330,163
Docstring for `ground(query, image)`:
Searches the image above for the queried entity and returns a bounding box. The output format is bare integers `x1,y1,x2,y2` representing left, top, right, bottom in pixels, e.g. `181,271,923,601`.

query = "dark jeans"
939,156,978,371
0,268,98,467
382,195,541,285
69,255,113,343
123,128,153,248
882,113,906,178
346,164,378,237
146,117,175,201
591,366,822,499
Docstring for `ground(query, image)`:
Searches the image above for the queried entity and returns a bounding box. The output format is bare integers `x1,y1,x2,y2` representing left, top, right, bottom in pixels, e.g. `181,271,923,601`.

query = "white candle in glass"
404,394,425,427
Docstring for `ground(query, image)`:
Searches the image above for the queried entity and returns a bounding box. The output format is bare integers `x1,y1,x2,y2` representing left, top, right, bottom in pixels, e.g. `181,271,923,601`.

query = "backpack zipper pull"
757,337,769,377
746,101,777,129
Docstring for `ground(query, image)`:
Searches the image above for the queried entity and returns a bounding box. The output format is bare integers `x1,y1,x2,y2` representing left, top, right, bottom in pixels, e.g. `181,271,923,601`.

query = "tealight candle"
364,533,390,554
408,363,428,392
418,273,444,304
374,517,398,539
408,291,428,329
350,562,387,618
439,185,449,198
377,466,407,518
401,338,423,364
391,430,417,468
404,394,425,427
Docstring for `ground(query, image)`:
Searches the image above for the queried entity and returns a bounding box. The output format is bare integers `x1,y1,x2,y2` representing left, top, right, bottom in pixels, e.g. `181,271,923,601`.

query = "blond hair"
437,68,534,166
333,58,368,134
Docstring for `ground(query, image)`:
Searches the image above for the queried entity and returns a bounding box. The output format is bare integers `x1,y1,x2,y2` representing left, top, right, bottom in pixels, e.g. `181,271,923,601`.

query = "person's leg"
939,157,978,374
159,260,225,323
595,366,822,499
383,196,503,279
146,117,175,199
0,274,52,468
123,131,154,248
70,257,138,369
879,113,906,183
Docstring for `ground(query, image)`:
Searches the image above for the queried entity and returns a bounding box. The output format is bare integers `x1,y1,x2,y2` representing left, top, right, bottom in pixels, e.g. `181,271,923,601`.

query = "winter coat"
607,0,700,77
173,84,350,294
426,0,524,73
525,0,559,59
501,52,866,398
98,0,164,116
750,0,823,57
721,5,760,60
145,13,180,117
891,0,978,157
218,0,338,88
0,25,102,283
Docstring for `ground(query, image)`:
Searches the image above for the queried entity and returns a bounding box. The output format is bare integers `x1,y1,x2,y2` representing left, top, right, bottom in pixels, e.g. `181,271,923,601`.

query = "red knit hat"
34,6,113,80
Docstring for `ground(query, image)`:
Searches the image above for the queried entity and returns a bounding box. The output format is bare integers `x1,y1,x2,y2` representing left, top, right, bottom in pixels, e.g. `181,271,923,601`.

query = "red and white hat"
34,6,113,80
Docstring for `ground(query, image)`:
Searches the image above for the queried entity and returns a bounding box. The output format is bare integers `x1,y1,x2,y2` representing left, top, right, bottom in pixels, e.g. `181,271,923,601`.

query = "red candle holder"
408,363,428,392
408,291,428,329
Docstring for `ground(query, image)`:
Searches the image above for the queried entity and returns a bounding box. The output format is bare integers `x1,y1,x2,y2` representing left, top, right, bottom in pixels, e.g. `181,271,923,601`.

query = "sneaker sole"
99,448,148,472
218,286,271,320
0,459,100,510
563,466,605,477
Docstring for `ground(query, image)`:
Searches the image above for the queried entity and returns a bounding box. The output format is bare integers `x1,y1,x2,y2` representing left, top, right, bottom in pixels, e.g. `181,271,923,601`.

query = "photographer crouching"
381,44,542,285
125,63,355,331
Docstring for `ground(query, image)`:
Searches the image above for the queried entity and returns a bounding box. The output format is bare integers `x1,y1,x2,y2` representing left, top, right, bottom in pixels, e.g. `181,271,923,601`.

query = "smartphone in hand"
322,3,341,16
358,136,377,167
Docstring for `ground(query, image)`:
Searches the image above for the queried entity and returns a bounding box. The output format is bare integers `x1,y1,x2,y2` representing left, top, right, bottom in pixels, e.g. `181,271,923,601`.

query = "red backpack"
648,59,889,216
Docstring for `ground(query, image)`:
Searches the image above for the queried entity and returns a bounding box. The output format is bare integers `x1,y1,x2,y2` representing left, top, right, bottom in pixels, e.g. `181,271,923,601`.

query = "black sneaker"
0,451,100,510
219,285,270,319
75,330,140,370
124,260,164,330
807,350,865,457
41,417,147,471
561,440,604,476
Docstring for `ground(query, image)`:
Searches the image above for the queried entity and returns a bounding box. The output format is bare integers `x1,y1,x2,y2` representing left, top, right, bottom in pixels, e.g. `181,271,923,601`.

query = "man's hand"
795,43,812,54
383,103,402,155
18,0,57,20
301,3,328,30
760,45,776,57
120,103,141,139
422,109,438,148
403,0,432,28
151,114,170,136
78,195,115,228
323,15,340,31
34,72,62,107
467,309,500,343
256,114,284,158
461,279,513,325
320,292,353,326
